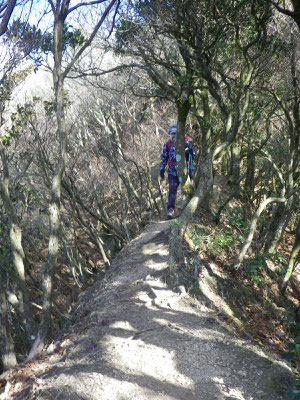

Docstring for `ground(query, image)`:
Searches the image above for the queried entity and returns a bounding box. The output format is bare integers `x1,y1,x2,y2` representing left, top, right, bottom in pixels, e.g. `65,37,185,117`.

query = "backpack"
167,139,176,166
167,137,193,166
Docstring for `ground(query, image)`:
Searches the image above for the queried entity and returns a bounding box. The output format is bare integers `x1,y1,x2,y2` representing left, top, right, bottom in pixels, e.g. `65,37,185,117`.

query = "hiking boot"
167,208,175,219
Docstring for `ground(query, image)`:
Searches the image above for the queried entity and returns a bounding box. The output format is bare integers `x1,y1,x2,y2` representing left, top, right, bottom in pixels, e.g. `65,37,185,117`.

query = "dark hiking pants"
168,174,179,210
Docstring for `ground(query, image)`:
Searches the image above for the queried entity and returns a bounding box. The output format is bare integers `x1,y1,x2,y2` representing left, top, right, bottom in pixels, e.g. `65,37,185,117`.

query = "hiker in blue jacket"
160,123,196,218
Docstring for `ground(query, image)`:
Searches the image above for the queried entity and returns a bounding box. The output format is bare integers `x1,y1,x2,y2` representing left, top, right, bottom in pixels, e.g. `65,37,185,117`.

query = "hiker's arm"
191,146,196,159
160,143,168,172
186,142,196,160
188,141,196,159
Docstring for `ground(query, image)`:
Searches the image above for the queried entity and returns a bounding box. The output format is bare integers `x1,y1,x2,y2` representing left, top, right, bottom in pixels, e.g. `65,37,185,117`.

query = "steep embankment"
2,220,295,400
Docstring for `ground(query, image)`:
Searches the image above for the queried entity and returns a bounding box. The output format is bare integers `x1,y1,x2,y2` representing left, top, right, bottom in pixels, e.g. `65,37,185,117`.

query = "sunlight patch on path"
142,245,169,256
103,334,194,390
17,221,294,400
110,320,137,332
212,377,248,399
69,373,178,400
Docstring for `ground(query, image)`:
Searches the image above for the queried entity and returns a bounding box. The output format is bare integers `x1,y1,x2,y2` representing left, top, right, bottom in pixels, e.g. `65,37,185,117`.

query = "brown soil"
1,220,295,400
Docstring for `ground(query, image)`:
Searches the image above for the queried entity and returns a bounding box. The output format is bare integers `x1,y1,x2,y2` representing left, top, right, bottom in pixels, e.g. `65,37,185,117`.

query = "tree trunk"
180,155,214,228
118,175,131,242
234,197,286,270
244,152,255,198
30,0,119,360
28,158,66,359
0,286,17,371
227,142,240,187
176,96,192,208
176,97,192,182
281,218,300,293
0,148,36,347
28,15,67,359
263,199,293,253
0,0,17,36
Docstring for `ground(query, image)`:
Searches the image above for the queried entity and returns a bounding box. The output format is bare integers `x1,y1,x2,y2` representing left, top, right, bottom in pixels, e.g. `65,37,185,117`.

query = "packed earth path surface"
7,220,295,400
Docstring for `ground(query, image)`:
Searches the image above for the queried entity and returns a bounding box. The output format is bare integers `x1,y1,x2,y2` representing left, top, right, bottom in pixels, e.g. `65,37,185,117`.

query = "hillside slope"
1,220,295,400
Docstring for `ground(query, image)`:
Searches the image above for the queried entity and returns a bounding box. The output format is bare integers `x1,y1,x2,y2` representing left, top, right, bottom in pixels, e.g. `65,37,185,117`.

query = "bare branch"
0,0,16,36
106,0,119,38
67,0,108,15
47,0,55,14
62,0,118,79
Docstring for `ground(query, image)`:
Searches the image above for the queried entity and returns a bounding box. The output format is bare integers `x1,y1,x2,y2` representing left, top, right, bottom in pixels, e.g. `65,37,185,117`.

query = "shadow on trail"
199,256,295,353
15,221,294,400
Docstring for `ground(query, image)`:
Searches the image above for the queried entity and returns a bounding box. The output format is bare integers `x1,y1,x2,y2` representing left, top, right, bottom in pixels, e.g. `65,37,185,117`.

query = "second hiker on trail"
160,123,196,219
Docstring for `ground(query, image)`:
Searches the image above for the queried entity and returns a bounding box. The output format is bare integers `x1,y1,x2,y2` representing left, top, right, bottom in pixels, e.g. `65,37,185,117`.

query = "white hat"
169,123,177,134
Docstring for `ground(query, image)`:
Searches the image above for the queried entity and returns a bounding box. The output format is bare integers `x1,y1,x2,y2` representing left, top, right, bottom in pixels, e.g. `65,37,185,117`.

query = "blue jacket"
160,138,195,177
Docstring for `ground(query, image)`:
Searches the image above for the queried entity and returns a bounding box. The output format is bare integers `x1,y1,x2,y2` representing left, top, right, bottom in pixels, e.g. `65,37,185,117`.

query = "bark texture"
281,218,300,292
0,288,17,370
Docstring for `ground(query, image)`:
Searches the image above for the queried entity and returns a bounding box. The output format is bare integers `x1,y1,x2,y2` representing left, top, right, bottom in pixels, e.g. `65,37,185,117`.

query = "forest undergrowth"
1,171,299,400
25,175,300,377
175,178,300,379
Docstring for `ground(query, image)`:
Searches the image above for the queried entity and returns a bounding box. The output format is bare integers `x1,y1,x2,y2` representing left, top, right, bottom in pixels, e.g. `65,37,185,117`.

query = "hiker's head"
169,123,177,141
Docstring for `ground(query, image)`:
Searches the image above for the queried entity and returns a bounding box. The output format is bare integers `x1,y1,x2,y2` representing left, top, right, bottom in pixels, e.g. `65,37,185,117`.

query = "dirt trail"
9,220,294,400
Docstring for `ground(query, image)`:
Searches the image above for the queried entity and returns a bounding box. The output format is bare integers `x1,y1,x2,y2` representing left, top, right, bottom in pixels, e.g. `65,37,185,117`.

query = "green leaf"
287,388,300,399
283,351,295,361
57,318,63,329
289,379,300,388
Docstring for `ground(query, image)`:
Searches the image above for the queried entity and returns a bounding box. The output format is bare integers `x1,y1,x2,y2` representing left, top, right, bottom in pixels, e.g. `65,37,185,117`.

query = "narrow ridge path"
12,221,294,400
